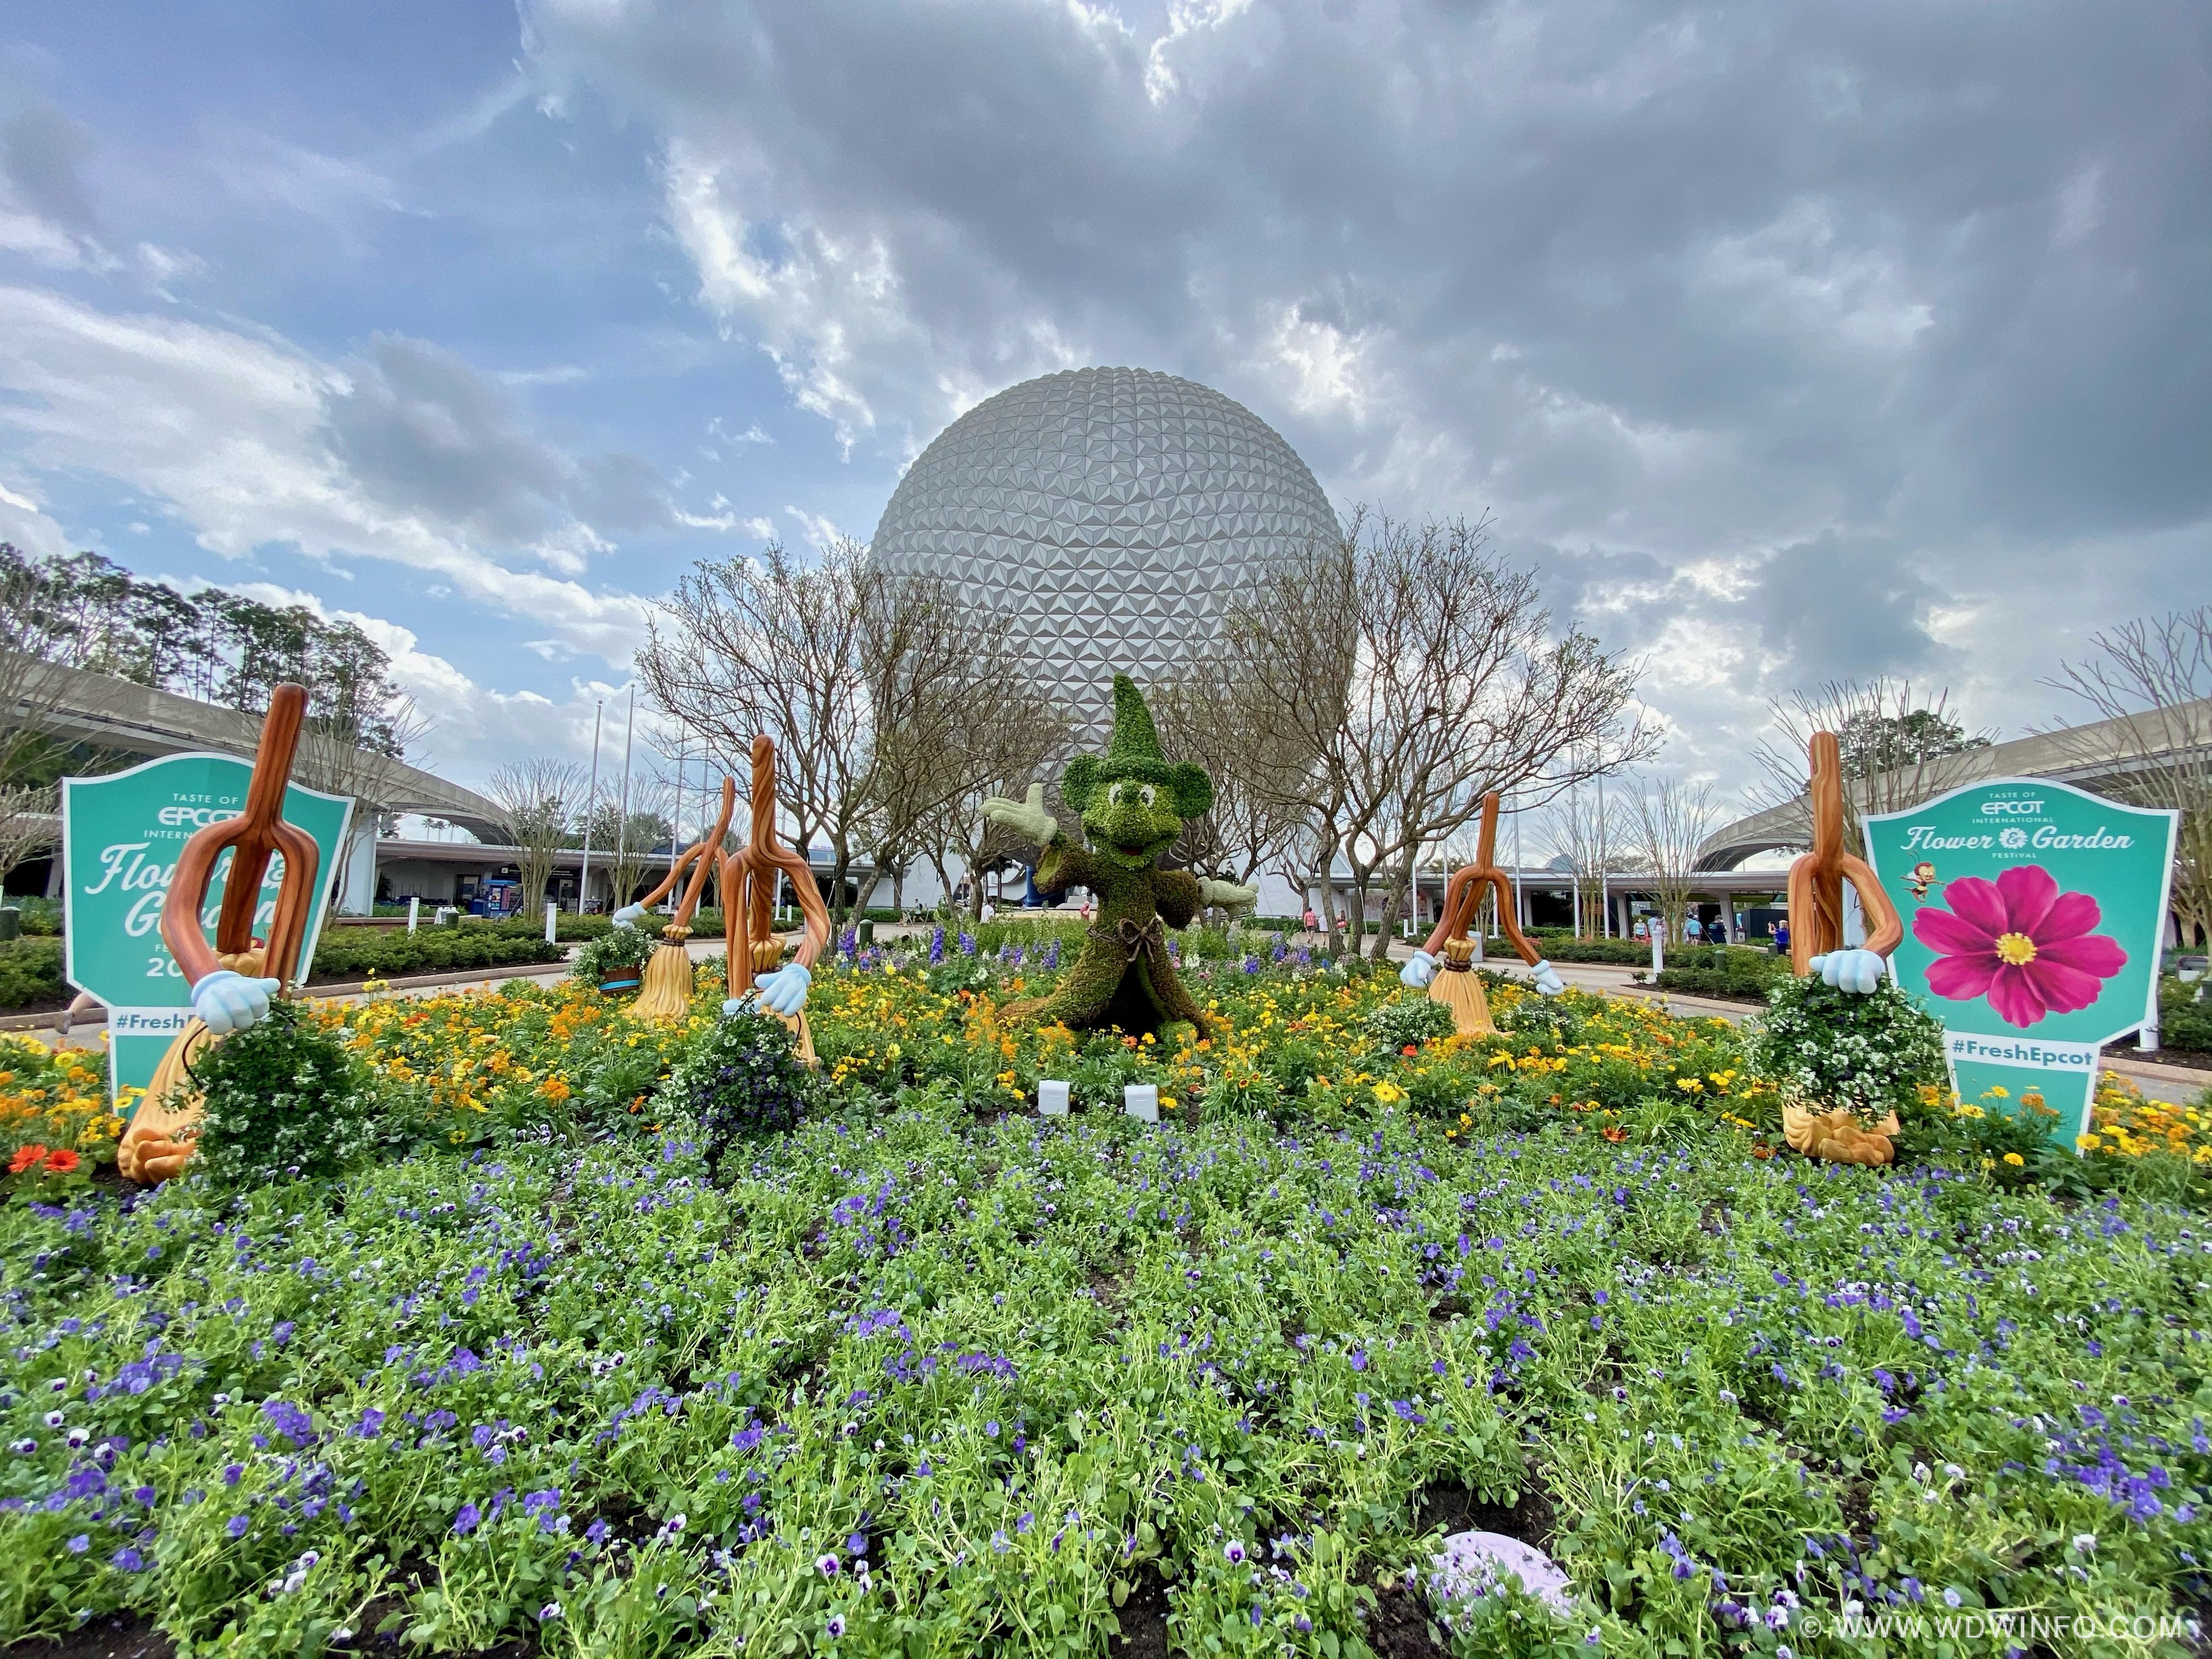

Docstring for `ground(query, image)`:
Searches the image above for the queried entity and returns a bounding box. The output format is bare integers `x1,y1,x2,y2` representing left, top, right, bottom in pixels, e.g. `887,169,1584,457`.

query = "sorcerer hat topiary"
1105,674,1165,770
1063,673,1212,815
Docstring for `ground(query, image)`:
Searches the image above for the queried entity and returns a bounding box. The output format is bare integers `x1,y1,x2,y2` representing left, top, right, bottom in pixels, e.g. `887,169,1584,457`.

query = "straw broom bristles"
630,932,696,1024
120,946,267,1184
1426,938,1494,1037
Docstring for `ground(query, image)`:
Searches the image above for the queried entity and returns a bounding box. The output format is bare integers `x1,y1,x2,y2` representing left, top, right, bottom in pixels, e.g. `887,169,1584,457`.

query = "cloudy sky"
2,0,2205,812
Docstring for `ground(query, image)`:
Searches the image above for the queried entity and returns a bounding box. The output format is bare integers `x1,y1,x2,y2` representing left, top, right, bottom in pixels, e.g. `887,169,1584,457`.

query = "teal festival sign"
1864,777,2177,1149
61,754,353,1115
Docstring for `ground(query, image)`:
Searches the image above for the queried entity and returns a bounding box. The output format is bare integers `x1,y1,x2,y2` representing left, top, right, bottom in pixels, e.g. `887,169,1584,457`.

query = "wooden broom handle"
723,735,830,997
634,842,707,913
1786,731,1903,974
631,775,738,933
1419,793,1543,968
160,684,318,989
661,776,735,934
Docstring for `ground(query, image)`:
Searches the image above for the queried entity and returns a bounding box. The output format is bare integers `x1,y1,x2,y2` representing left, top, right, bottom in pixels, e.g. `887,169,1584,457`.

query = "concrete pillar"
339,819,377,915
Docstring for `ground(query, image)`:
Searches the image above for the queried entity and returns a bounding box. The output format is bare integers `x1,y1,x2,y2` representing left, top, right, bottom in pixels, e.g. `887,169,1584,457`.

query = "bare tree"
290,698,431,912
1223,511,1656,960
1148,663,1307,911
859,591,1047,918
486,758,588,920
1,551,101,891
0,784,54,894
1749,679,1994,855
638,542,980,926
916,679,1076,919
594,775,677,912
0,548,80,784
1541,780,1639,939
2049,608,2212,950
1212,543,1353,948
1627,775,1719,945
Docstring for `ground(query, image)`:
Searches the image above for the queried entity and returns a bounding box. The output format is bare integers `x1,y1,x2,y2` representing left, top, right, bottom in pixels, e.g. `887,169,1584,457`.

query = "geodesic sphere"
871,366,1336,743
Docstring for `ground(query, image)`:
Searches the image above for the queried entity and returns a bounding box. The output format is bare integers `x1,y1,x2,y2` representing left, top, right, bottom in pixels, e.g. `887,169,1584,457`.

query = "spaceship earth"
872,366,1337,743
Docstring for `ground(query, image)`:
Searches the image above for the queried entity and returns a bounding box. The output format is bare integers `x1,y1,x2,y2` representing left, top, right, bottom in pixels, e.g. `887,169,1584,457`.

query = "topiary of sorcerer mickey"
983,675,1256,1039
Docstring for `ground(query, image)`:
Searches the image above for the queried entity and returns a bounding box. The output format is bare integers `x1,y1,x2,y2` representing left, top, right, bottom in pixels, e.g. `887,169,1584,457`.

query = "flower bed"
5,957,2212,1655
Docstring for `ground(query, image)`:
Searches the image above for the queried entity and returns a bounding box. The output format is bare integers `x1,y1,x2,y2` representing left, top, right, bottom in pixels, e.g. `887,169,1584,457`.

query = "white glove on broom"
726,962,811,1019
1809,949,1887,995
191,969,281,1035
611,904,645,930
1399,950,1439,989
1530,960,1566,996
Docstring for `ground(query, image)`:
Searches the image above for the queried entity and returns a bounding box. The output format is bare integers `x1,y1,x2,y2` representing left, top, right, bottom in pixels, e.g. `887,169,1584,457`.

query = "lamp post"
579,698,603,912
1595,759,1608,937
613,687,636,911
1511,794,1525,934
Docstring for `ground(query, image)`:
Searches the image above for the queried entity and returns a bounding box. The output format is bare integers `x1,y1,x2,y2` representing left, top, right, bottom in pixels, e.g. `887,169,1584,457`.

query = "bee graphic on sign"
1906,861,1941,900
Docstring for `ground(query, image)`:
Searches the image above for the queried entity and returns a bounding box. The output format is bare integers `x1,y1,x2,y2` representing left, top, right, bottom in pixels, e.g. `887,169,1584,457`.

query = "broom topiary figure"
983,675,1257,1039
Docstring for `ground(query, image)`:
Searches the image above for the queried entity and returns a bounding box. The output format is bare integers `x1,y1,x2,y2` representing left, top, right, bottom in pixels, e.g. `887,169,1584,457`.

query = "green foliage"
11,1048,2212,1654
667,1006,817,1180
1654,948,1791,1002
183,1000,383,1191
1743,974,1949,1123
568,923,664,984
1895,1085,2063,1187
2157,975,2212,1054
1526,932,1654,965
4,543,412,751
307,927,561,981
1432,1576,1595,1656
0,936,64,1008
14,947,2212,1654
1363,992,1457,1054
1836,703,1991,778
3,898,62,936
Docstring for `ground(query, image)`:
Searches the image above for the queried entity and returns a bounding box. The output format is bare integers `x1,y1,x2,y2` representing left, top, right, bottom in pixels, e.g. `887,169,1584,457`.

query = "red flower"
42,1149,80,1175
9,1144,49,1175
1912,864,2125,1029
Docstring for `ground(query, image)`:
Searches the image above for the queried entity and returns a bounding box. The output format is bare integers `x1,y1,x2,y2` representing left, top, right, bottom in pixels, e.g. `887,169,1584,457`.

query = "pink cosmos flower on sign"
1911,864,2126,1028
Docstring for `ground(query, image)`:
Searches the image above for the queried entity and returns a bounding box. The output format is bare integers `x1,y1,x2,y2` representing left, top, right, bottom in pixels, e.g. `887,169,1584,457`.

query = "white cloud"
176,576,665,787
204,126,401,221
665,144,929,459
0,284,656,662
781,505,844,549
519,0,2212,793
0,474,72,557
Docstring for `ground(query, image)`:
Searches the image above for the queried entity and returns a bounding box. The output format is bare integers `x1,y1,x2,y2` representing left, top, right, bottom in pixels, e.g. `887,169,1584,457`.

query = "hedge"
0,937,64,1009
304,928,563,981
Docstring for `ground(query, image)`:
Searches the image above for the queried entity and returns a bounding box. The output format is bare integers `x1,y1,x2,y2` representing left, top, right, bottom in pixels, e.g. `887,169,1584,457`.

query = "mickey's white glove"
1400,949,1439,989
611,904,645,931
1810,949,1887,995
1197,877,1259,913
725,962,811,1019
191,969,281,1035
1530,960,1566,996
979,782,1057,847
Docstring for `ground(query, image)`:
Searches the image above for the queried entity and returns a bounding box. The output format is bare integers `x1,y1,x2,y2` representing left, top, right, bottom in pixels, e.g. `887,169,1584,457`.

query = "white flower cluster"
1745,975,1947,1123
